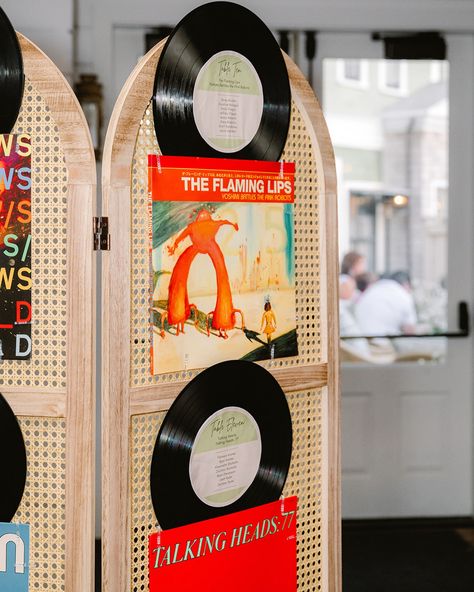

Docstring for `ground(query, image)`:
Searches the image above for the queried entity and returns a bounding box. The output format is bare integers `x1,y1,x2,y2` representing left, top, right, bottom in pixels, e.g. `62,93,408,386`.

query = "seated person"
355,271,417,336
354,271,377,295
339,274,370,356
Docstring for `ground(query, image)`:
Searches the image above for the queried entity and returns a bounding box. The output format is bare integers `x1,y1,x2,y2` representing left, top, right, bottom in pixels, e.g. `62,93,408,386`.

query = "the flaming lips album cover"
148,155,298,374
0,134,32,361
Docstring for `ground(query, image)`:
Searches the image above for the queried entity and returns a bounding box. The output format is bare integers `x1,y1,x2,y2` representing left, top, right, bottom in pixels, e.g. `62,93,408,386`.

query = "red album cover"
149,496,297,592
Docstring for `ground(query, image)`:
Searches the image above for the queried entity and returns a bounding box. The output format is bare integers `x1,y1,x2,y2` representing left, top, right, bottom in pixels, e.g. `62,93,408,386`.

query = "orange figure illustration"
261,300,277,343
164,209,244,338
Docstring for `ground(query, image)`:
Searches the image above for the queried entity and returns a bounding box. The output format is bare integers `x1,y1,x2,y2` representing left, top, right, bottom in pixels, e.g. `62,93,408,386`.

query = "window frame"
336,58,370,89
377,60,408,96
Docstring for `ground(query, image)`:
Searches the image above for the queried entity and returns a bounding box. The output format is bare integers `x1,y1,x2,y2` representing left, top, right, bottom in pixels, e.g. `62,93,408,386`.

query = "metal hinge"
93,217,110,251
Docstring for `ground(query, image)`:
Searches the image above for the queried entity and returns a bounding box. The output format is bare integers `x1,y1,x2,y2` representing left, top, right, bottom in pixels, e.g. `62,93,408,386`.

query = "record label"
189,406,262,507
193,50,264,153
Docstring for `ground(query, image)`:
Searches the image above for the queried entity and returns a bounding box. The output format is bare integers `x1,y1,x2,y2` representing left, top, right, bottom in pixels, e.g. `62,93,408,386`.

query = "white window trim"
336,59,370,89
426,179,448,219
430,61,442,84
378,60,408,96
430,60,449,84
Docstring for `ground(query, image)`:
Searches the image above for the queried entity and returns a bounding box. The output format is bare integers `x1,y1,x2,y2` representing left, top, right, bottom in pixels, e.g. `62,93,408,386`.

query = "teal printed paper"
0,522,29,592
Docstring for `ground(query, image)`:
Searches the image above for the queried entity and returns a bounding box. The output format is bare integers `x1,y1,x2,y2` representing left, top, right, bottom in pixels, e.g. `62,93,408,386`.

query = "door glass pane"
345,60,362,81
323,59,449,364
385,61,401,89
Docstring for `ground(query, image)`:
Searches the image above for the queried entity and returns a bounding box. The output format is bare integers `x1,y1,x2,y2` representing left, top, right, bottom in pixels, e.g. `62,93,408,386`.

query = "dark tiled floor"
343,518,474,592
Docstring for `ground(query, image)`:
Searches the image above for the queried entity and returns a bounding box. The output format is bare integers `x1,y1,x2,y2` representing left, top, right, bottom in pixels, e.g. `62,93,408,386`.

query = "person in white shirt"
355,271,417,336
339,274,371,355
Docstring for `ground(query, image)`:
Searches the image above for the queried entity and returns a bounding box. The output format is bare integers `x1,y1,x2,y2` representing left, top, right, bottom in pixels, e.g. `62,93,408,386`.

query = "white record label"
189,406,262,507
193,50,264,153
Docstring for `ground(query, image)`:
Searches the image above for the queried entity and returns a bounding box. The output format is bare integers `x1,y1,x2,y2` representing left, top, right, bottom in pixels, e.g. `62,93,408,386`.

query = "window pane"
344,59,362,81
386,61,401,88
324,59,449,363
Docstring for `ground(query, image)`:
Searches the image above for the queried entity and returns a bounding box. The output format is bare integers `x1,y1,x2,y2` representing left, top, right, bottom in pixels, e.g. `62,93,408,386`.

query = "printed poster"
149,497,297,592
0,522,29,592
0,134,32,360
149,155,298,374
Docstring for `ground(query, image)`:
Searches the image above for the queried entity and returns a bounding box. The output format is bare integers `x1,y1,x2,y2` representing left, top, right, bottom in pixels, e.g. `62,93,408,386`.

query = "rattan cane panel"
130,411,164,592
130,99,321,386
129,388,323,592
283,389,323,591
0,80,68,389
13,417,67,591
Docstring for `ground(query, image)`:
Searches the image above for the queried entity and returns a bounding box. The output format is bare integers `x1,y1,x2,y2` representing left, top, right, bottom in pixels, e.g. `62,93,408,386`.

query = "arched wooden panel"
0,33,96,592
102,39,340,592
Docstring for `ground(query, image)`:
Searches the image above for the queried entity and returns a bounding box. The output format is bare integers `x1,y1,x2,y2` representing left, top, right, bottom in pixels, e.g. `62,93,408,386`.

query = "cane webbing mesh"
130,388,324,591
1,80,68,390
129,101,321,387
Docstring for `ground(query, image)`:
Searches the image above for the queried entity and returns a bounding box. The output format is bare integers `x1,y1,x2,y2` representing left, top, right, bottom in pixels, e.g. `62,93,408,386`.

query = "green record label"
193,50,264,152
189,406,262,507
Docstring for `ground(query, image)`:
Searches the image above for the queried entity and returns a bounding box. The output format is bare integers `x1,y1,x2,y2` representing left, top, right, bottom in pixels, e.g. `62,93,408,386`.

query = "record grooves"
150,361,293,529
0,7,24,134
0,392,27,522
153,1,291,161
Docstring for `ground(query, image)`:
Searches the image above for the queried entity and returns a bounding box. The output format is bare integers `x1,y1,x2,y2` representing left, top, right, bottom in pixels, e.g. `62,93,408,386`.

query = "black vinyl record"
0,7,24,133
0,392,27,521
153,1,291,161
150,360,292,529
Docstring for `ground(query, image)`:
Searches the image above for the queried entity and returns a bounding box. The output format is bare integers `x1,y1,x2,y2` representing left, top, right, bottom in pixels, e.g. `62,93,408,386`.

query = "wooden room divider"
0,33,96,592
102,39,340,592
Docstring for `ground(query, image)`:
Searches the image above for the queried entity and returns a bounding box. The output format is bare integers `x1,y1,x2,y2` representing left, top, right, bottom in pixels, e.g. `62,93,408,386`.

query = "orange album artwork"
148,155,298,374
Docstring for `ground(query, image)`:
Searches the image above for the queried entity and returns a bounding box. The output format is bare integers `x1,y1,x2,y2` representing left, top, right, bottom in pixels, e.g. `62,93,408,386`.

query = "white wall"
4,0,474,115
84,0,474,118
2,0,73,79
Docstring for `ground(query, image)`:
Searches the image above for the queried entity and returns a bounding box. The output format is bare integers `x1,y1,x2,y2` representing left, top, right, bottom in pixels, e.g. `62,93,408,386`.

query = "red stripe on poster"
148,155,295,204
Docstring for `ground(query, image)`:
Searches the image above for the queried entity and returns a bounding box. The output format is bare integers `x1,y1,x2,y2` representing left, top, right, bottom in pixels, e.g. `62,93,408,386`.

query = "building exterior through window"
324,59,449,359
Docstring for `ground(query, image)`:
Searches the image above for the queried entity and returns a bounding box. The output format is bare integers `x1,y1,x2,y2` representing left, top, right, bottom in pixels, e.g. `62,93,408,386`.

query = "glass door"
315,32,474,517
